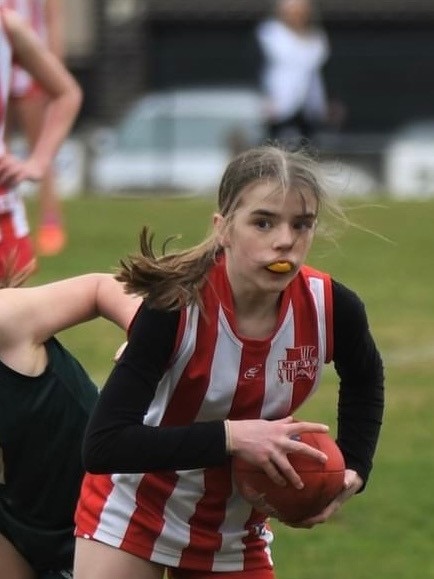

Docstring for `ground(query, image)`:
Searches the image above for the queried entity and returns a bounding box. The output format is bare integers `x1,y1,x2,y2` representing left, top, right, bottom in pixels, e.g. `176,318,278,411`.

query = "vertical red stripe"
161,308,218,426
74,473,114,536
178,464,232,568
121,471,179,559
228,341,270,420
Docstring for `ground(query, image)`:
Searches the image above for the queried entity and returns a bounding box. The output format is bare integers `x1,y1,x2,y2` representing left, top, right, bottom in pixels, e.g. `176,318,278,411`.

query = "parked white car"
384,120,434,198
89,87,267,194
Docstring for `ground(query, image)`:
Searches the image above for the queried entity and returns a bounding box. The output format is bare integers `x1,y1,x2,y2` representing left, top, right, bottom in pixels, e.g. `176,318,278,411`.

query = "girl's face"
215,179,318,296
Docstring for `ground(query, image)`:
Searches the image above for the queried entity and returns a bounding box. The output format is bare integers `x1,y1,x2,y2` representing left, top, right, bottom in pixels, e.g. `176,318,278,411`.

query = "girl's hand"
228,416,329,490
285,469,363,529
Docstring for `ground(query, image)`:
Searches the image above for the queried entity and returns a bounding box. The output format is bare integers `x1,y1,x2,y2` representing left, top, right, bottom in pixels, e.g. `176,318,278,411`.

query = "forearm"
332,280,385,487
84,419,228,473
28,84,82,172
335,346,384,486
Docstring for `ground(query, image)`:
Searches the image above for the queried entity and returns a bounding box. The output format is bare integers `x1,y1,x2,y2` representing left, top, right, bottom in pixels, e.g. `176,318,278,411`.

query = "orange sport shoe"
36,223,67,256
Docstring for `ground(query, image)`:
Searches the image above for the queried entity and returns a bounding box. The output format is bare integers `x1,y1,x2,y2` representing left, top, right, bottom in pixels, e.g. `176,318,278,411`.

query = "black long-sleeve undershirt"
83,279,384,486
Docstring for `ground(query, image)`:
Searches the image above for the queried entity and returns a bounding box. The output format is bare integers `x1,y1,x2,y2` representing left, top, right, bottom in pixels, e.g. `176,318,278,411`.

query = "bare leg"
73,537,165,579
0,532,36,579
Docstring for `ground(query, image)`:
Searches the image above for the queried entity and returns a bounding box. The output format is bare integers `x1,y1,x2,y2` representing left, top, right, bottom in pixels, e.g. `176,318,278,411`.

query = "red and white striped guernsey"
0,8,30,245
75,260,333,572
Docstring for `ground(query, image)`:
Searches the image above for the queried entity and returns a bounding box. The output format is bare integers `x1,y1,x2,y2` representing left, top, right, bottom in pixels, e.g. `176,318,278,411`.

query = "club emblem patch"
278,346,318,384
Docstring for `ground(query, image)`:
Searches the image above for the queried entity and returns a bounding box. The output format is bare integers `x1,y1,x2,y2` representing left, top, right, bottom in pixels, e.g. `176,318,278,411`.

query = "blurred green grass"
27,194,434,578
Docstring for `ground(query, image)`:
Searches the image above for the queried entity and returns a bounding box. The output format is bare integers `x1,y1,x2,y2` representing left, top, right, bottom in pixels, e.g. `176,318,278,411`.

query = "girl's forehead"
238,180,317,212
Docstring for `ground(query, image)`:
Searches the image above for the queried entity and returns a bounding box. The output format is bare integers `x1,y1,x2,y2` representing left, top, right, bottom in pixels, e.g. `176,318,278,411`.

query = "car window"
170,116,262,151
117,115,262,153
117,113,174,153
115,95,264,153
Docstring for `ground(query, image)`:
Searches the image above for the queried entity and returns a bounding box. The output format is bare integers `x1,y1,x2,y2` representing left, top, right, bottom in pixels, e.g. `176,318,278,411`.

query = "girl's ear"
213,213,229,248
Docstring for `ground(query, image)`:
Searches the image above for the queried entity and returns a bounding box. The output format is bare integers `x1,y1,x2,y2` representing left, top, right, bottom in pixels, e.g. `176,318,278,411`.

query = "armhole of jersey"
126,306,140,338
324,275,334,363
126,306,184,368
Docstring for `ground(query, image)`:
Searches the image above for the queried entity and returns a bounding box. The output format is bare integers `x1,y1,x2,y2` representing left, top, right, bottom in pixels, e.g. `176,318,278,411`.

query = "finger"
290,421,329,434
264,456,303,489
288,441,328,463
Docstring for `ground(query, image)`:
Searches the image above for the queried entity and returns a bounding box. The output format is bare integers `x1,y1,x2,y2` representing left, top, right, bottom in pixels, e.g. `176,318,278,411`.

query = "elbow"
83,456,113,476
82,434,111,474
64,77,83,119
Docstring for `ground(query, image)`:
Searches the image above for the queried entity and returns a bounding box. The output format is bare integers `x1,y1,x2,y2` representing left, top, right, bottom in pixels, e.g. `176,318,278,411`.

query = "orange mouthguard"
267,262,292,273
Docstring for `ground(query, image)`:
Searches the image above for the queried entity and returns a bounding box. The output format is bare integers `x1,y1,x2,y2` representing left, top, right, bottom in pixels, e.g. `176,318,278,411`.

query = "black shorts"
0,500,75,573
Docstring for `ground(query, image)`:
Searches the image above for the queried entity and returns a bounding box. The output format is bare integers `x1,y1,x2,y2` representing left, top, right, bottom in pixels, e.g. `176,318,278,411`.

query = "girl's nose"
273,225,295,249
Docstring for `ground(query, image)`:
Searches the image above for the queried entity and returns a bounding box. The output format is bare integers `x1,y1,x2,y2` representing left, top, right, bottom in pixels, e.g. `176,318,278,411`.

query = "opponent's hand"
228,417,329,489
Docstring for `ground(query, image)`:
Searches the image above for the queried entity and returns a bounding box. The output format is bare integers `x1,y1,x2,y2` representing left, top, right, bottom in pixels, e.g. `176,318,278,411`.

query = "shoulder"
332,279,367,321
129,301,181,334
311,27,330,52
331,279,373,348
126,302,181,358
115,303,182,377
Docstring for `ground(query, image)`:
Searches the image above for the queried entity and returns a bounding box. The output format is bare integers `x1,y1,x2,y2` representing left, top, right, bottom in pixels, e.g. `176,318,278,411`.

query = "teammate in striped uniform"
5,0,67,256
0,4,80,281
0,273,141,578
74,145,384,579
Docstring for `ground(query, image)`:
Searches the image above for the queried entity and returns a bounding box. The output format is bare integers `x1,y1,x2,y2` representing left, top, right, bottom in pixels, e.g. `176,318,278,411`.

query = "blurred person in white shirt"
256,0,342,146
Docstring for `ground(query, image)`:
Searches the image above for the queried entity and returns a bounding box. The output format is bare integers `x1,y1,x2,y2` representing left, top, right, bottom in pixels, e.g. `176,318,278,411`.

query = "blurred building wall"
65,0,434,132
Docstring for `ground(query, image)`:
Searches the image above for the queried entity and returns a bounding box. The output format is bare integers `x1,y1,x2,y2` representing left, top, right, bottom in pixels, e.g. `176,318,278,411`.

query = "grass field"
27,193,434,579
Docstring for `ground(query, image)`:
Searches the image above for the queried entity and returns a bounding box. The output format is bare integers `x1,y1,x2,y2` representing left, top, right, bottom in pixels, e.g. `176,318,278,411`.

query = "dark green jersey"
0,337,98,530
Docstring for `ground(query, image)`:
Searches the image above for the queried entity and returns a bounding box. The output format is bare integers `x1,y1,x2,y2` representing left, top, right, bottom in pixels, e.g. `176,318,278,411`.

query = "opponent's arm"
0,274,141,350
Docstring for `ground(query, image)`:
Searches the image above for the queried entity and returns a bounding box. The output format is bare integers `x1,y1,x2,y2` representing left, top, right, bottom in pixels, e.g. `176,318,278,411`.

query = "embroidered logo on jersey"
244,364,263,379
278,346,318,384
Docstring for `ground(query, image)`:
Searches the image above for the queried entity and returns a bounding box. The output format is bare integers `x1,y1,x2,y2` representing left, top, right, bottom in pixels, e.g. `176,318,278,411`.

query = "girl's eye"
293,220,315,231
255,218,272,230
